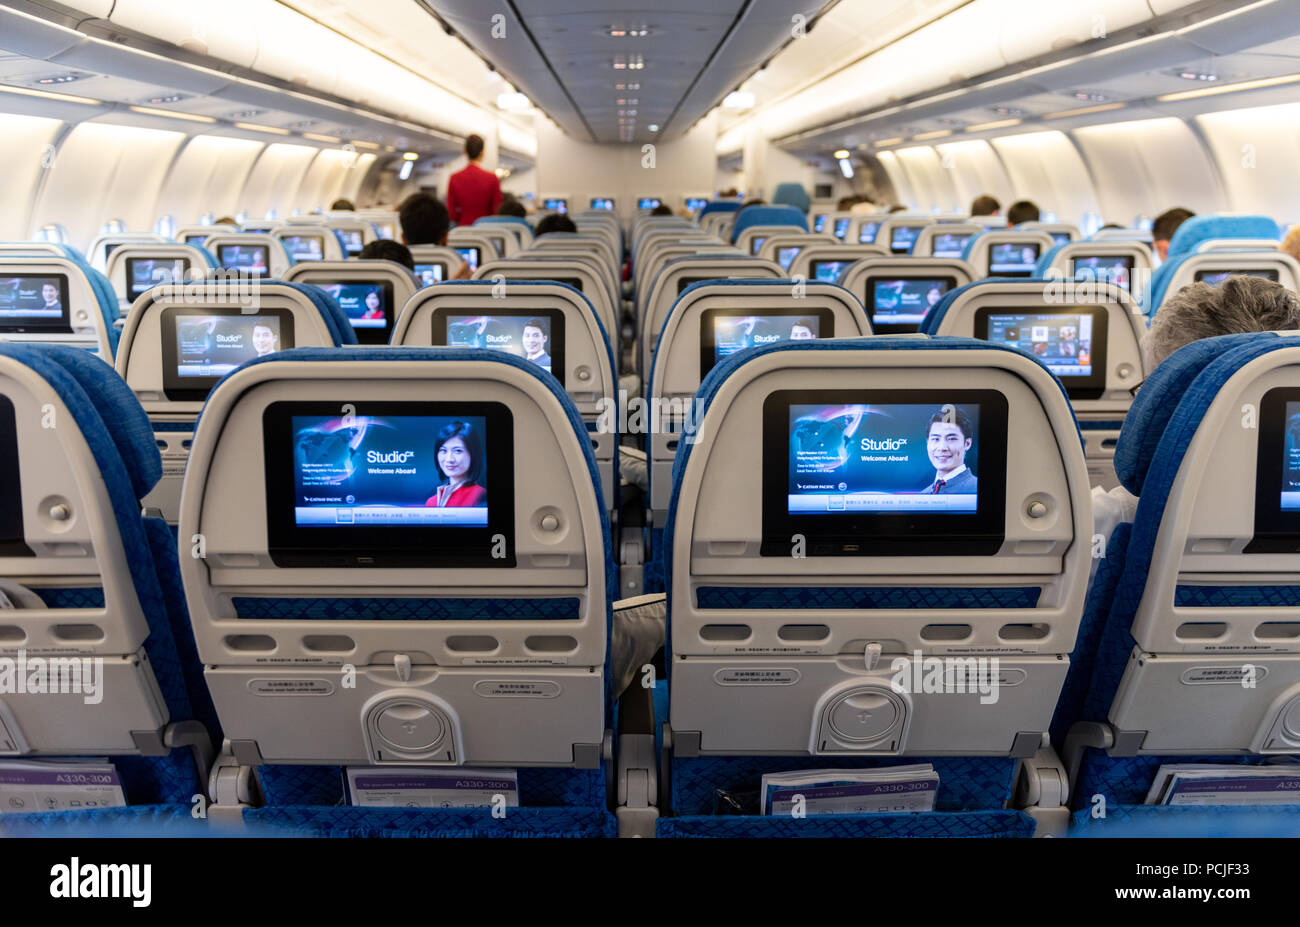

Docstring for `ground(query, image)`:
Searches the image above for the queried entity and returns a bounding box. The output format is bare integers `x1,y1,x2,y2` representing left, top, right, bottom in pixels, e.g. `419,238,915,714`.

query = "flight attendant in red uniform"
426,421,488,508
446,134,503,228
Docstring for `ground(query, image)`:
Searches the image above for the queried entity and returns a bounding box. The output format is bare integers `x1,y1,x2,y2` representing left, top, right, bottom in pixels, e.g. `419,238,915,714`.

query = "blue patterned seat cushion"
656,809,1035,838
1070,804,1300,837
0,804,204,836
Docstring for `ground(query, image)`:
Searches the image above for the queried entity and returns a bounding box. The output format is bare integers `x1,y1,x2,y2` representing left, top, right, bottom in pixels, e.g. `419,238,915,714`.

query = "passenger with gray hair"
1092,276,1300,579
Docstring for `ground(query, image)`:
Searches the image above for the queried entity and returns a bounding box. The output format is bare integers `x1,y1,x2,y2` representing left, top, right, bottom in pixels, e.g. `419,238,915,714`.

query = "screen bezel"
865,275,957,335
889,225,924,255
698,307,835,380
455,247,482,272
760,388,1009,557
413,263,447,286
973,305,1109,400
857,222,881,244
809,259,851,283
430,307,567,387
216,243,271,278
281,234,326,262
930,233,972,258
0,273,72,334
1194,268,1281,284
330,280,397,345
1070,255,1135,291
125,257,189,298
0,394,34,557
1248,387,1300,552
988,242,1040,277
263,400,516,568
160,306,296,402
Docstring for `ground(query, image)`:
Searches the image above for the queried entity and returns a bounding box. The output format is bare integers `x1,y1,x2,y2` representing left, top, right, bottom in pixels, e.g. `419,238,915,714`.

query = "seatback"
1020,222,1081,247
1069,332,1300,758
771,183,810,214
700,212,733,239
639,256,783,374
1166,214,1281,259
574,215,620,260
1145,251,1300,318
202,234,291,279
1034,241,1155,299
448,229,500,271
476,258,618,353
115,280,355,522
838,257,977,334
474,225,518,259
176,224,238,248
408,245,466,287
732,206,807,245
756,234,837,272
818,211,854,240
87,234,166,272
478,216,534,249
271,225,345,263
0,255,119,360
179,348,612,769
0,344,209,822
914,223,984,259
528,233,619,284
393,280,618,512
875,217,939,256
327,218,376,257
964,230,1057,278
664,337,1090,758
282,260,418,346
1090,227,1153,244
924,279,1146,488
848,215,887,246
787,245,888,284
105,243,217,307
635,240,730,300
647,280,872,532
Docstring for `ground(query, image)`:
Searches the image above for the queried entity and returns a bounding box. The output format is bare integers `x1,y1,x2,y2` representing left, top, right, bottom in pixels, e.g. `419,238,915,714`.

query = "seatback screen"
1072,255,1134,291
989,243,1039,276
777,246,801,272
1249,388,1300,552
217,244,270,277
833,218,849,241
686,198,708,212
544,198,568,213
1050,232,1072,246
590,197,614,210
761,389,1008,556
858,222,880,244
320,281,395,345
931,232,971,258
433,308,566,385
0,274,72,333
813,215,827,233
699,307,834,379
183,234,208,246
638,198,661,210
263,400,515,567
0,394,32,556
282,235,324,262
126,258,188,297
414,263,445,287
974,306,1108,399
810,260,851,283
750,237,767,256
889,225,923,255
1194,269,1280,285
867,276,955,333
338,229,364,255
160,307,295,401
455,247,481,273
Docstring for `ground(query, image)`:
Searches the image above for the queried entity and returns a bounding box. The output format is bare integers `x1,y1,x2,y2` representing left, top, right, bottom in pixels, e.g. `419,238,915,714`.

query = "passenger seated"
357,239,415,270
535,213,579,237
650,204,674,217
331,199,355,211
498,196,528,218
1280,224,1300,265
1152,207,1195,261
971,194,1001,217
1092,276,1300,550
399,193,470,278
1007,200,1040,226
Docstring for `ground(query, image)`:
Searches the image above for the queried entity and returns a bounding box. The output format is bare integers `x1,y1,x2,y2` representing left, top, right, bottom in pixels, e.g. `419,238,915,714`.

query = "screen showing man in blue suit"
925,406,977,496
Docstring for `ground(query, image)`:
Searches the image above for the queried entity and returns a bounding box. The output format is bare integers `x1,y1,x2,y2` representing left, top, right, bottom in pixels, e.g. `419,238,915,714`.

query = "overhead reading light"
912,129,952,141
402,151,419,160
965,118,1022,132
610,27,650,37
130,106,216,123
36,73,89,85
648,124,659,132
615,82,641,91
1044,102,1125,119
303,132,341,143
235,122,291,135
0,83,100,105
832,149,850,159
723,91,755,110
1157,72,1300,102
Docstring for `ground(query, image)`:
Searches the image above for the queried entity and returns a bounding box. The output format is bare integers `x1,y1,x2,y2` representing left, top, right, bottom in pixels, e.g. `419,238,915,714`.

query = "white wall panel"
875,151,914,207
238,142,319,220
1073,117,1225,224
32,121,184,250
991,131,1099,224
0,113,63,241
934,139,1014,213
1197,102,1300,226
154,135,264,225
893,146,961,212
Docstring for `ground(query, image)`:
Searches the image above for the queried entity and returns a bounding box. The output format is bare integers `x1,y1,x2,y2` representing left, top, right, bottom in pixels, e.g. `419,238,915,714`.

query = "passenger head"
888,204,908,214
398,192,451,246
330,198,355,211
1152,207,1195,261
215,216,237,226
1007,200,1040,226
534,213,577,237
435,420,484,486
970,195,1000,217
465,134,485,162
836,196,857,211
497,197,527,218
789,319,815,340
1282,225,1300,265
357,238,414,270
1143,276,1300,369
741,199,765,210
650,204,673,216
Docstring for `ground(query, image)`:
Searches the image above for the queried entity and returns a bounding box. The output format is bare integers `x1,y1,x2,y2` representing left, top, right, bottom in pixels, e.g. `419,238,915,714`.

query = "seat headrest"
0,343,161,499
1167,215,1280,258
699,201,743,217
731,206,808,243
771,183,811,214
1113,332,1276,495
920,278,1058,335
